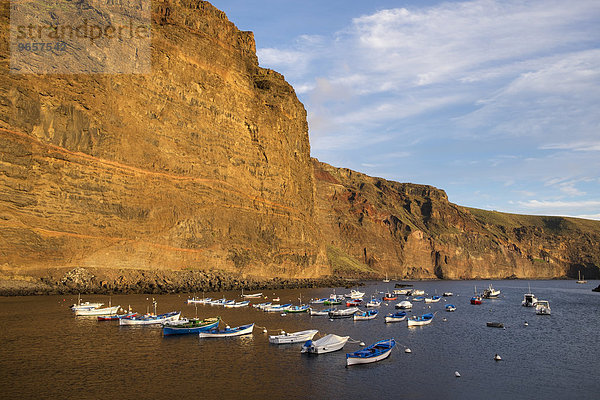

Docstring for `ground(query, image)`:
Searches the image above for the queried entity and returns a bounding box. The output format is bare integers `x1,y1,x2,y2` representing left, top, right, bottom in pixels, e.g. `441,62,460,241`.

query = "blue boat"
286,305,310,313
445,304,456,312
384,311,407,323
163,317,220,336
353,309,378,320
346,338,396,366
407,313,434,327
198,323,255,338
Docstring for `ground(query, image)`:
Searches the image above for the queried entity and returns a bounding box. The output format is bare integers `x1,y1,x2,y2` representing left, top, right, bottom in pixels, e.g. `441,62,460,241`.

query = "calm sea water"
1,280,599,399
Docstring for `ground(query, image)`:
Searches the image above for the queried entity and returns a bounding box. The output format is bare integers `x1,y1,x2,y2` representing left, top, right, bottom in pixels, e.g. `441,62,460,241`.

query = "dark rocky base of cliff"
0,267,357,296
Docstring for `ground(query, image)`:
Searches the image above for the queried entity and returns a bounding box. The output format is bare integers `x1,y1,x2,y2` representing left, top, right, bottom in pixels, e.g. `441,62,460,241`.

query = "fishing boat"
268,329,318,344
209,298,227,306
223,300,236,307
382,293,397,301
74,305,121,316
486,322,504,328
301,334,349,354
482,284,501,299
328,307,359,319
535,300,551,315
263,303,292,312
98,312,138,321
346,299,362,307
163,317,220,336
443,292,453,297
393,289,410,295
411,289,425,296
470,296,482,305
407,313,434,327
310,298,328,305
186,297,212,304
344,290,365,299
241,290,263,298
353,309,378,321
323,298,342,305
286,305,310,313
522,284,538,307
70,295,103,312
445,304,456,312
395,301,412,309
198,323,254,338
119,311,181,326
365,298,381,307
310,307,336,316
253,302,272,310
576,271,587,284
425,296,441,303
224,300,250,308
346,338,395,366
413,296,425,302
384,312,406,323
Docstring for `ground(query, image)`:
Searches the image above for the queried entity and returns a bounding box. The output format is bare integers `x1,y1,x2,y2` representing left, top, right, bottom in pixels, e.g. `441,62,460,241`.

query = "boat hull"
75,305,120,316
198,323,254,338
301,335,349,354
163,319,219,335
269,330,318,344
119,312,181,326
346,339,395,366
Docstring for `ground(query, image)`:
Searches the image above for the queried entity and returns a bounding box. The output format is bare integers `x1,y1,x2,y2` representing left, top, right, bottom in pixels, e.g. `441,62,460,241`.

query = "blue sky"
210,0,600,220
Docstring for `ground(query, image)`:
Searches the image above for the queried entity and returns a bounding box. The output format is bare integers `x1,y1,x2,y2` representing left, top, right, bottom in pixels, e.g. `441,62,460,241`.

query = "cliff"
313,160,600,280
0,1,599,293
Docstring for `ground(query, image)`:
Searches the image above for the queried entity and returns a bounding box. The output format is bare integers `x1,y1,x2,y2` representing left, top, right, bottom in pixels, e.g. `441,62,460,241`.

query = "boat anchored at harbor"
301,334,349,354
346,338,395,366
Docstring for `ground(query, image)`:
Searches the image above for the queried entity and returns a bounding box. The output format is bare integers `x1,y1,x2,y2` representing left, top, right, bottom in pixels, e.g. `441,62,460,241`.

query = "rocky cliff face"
0,0,324,279
1,1,598,289
313,160,600,280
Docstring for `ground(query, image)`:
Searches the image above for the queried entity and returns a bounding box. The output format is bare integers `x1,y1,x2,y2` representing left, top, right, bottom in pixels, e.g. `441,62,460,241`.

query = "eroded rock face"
0,0,321,277
313,160,600,279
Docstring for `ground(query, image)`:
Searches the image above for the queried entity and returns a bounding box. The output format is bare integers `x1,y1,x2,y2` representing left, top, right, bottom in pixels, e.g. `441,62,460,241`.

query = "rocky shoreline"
0,267,358,297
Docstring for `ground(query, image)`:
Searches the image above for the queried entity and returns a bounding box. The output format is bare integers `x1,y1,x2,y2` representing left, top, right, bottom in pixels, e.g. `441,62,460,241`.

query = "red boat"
346,299,362,307
382,293,397,301
470,296,482,305
98,312,138,321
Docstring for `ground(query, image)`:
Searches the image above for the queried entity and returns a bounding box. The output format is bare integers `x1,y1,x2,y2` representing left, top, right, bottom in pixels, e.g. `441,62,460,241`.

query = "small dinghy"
346,299,362,307
310,307,336,316
241,292,263,298
443,292,453,297
163,317,220,336
98,312,138,321
396,301,412,309
535,300,551,315
413,296,425,302
286,305,310,313
328,307,359,319
486,322,504,328
445,304,457,312
346,338,395,366
253,302,272,310
470,296,482,305
224,300,250,308
301,334,349,354
382,293,397,301
384,311,407,323
263,303,292,312
407,313,434,327
353,309,378,321
425,296,441,303
186,297,212,304
365,298,382,307
269,329,319,344
198,323,254,338
310,298,328,305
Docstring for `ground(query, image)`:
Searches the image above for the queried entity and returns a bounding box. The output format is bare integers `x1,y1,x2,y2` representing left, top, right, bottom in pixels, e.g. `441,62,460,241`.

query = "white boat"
393,289,409,295
241,290,263,298
576,271,587,284
263,303,292,312
522,284,538,307
253,302,272,310
443,292,453,297
186,297,211,304
198,323,254,338
411,289,425,296
407,313,434,327
482,284,501,299
309,307,335,316
344,290,365,299
535,300,551,315
424,296,441,303
224,300,250,308
353,309,378,320
70,295,104,311
328,307,359,319
75,305,120,316
119,311,181,326
383,273,390,283
310,298,328,304
269,329,318,344
445,304,457,312
385,312,407,323
396,301,412,309
301,334,349,354
346,339,395,366
365,298,381,307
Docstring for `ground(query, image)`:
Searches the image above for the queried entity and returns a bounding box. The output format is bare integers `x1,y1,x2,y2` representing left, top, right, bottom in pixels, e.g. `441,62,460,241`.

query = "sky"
210,0,600,220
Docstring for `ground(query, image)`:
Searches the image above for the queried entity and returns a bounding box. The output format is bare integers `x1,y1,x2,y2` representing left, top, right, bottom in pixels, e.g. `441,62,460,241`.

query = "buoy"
455,371,461,377
280,330,286,335
225,325,230,329
442,317,447,322
524,321,528,326
329,318,334,322
359,342,365,346
281,313,286,317
263,329,268,333
405,348,412,353
494,354,502,361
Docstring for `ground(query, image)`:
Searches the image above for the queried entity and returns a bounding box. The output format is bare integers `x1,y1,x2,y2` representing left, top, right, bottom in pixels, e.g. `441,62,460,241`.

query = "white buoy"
281,313,286,317
443,318,447,322
455,371,461,377
405,348,412,353
359,341,365,346
263,329,268,333
280,330,286,335
225,325,230,329
524,321,529,326
329,319,334,322
494,354,502,361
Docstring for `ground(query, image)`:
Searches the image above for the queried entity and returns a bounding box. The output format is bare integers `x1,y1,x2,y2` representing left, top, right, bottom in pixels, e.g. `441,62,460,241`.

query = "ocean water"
1,280,599,399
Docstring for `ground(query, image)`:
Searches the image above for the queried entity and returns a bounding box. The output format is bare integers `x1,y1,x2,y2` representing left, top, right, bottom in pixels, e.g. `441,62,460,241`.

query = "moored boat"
346,299,362,307
411,290,425,296
407,313,434,327
486,321,504,328
309,307,336,316
382,293,397,301
425,296,441,303
393,289,409,295
310,298,328,305
346,338,395,366
286,305,310,313
70,295,104,311
301,334,349,354
344,290,365,299
413,296,425,302
535,300,551,315
384,312,406,323
186,297,212,304
482,284,501,299
470,296,482,305
263,303,292,312
163,317,220,336
75,305,121,316
119,311,181,326
269,329,318,344
198,323,254,338
328,307,359,319
353,309,378,321
253,302,272,310
241,291,263,298
395,301,412,309
224,300,250,308
98,312,138,321
443,292,453,297
445,304,456,312
365,298,381,307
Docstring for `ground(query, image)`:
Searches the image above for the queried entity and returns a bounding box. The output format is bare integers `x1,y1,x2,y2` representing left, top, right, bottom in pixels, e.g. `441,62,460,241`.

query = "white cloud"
518,200,600,209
